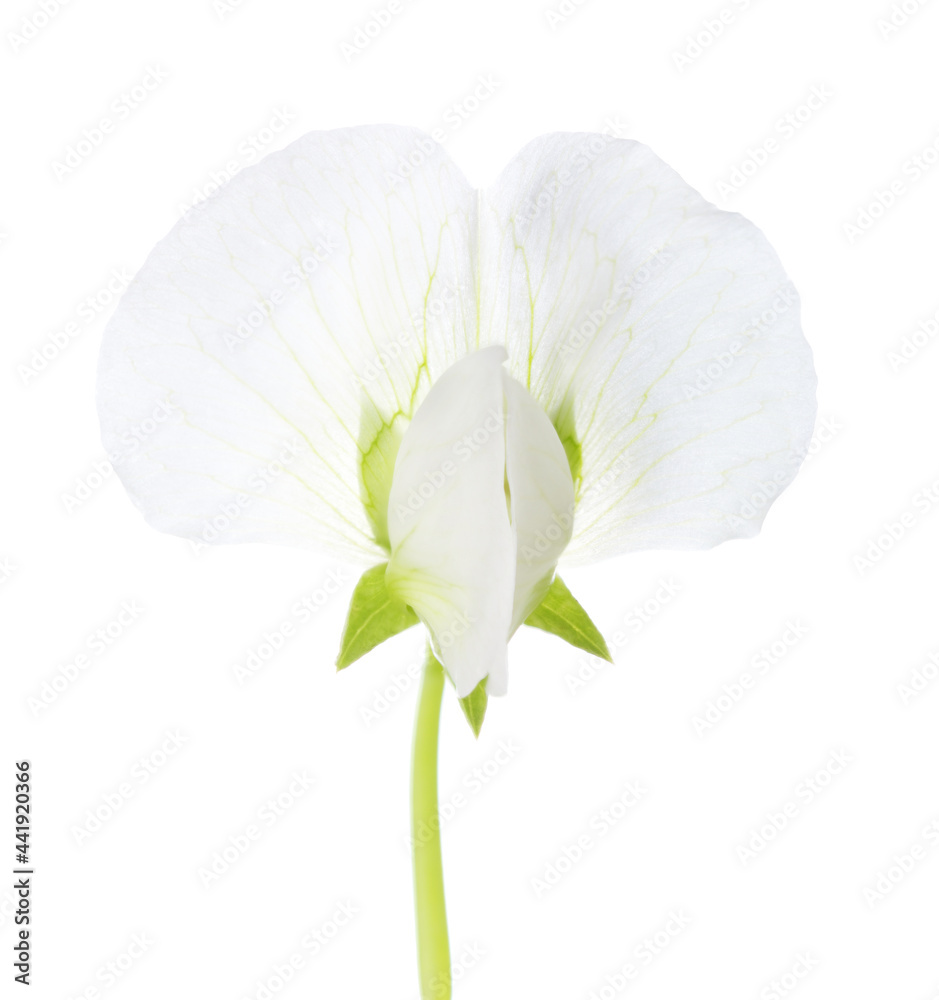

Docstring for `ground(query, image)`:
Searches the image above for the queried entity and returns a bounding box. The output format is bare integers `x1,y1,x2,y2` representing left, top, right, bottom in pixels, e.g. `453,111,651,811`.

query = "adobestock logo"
178,108,297,218
392,407,506,523
671,0,758,73
557,247,671,358
877,0,933,40
52,66,169,180
231,569,349,684
384,79,501,191
340,0,410,62
190,439,305,554
7,0,71,54
18,268,134,386
692,620,809,736
198,772,315,888
887,308,939,371
26,602,145,717
350,281,464,385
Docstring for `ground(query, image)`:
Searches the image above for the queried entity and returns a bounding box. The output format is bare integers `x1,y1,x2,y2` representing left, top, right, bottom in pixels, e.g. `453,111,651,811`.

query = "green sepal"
524,575,612,662
336,562,419,670
357,411,405,551
457,677,488,739
430,650,488,738
552,393,583,499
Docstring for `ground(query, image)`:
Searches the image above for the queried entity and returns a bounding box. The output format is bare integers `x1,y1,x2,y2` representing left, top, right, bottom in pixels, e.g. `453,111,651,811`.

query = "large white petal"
386,347,515,698
478,133,817,563
97,126,477,562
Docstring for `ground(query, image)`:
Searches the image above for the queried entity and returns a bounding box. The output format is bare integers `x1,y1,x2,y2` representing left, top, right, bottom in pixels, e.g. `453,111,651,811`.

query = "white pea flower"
97,125,816,998
98,125,815,704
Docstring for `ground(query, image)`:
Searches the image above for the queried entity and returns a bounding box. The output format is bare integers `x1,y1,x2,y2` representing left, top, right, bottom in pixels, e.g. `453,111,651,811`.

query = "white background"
3,0,939,997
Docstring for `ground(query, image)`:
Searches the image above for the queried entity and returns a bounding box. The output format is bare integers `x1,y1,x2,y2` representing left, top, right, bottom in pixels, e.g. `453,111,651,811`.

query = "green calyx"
524,575,612,662
336,562,418,670
336,561,490,738
337,562,611,737
453,676,487,739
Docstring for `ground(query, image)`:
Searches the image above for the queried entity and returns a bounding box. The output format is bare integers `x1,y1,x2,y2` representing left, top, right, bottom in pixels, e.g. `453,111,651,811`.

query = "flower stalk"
411,647,451,999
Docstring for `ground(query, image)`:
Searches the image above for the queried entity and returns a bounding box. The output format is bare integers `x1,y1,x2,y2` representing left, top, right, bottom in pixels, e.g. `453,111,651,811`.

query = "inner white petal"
386,346,574,697
502,371,576,637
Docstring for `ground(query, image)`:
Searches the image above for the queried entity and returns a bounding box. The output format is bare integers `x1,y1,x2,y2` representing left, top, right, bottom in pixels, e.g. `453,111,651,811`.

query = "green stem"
411,647,451,1000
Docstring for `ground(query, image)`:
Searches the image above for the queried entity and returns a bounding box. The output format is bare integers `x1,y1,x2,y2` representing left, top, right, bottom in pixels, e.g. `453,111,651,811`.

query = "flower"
97,125,816,701
383,343,575,698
